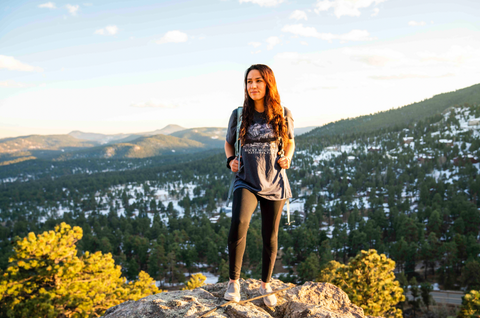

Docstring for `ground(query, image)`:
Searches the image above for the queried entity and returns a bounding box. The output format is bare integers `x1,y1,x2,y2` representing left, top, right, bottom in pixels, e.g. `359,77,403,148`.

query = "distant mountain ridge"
57,134,205,160
68,124,186,144
0,135,98,166
0,125,209,164
171,127,226,148
146,124,185,136
295,126,317,136
1,82,479,165
68,131,129,144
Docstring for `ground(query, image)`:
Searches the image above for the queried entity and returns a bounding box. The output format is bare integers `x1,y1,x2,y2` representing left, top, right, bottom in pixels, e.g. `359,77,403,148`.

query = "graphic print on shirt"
243,122,277,155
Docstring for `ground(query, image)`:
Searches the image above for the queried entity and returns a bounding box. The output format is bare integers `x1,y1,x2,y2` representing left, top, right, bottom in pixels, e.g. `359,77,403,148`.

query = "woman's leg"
259,198,285,283
228,188,258,280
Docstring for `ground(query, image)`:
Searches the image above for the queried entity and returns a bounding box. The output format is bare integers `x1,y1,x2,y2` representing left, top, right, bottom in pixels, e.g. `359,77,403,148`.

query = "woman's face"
246,69,266,102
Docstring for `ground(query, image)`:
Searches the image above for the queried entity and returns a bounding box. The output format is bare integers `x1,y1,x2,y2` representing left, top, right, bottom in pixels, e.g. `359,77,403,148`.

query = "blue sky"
1,0,479,138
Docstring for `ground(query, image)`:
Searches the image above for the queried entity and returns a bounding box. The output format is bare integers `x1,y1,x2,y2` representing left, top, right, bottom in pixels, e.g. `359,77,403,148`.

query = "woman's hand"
230,157,240,172
277,156,291,169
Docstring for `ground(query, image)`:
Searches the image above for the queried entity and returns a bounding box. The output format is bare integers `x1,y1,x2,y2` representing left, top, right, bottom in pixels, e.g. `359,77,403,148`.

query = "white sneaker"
224,280,241,302
259,285,277,307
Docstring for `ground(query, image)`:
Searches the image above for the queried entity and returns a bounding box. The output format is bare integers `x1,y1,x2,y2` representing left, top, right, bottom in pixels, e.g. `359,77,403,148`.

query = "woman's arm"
225,140,239,172
278,138,295,169
225,140,235,158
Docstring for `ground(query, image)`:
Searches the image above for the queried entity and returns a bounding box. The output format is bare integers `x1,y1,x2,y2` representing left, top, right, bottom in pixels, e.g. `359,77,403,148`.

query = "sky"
1,0,479,138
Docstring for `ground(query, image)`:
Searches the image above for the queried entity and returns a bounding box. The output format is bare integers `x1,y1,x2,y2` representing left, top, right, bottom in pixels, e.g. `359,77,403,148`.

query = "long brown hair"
239,64,289,146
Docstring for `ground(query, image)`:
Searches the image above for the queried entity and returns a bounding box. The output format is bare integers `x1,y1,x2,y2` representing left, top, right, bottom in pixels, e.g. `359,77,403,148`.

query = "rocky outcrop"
101,279,367,318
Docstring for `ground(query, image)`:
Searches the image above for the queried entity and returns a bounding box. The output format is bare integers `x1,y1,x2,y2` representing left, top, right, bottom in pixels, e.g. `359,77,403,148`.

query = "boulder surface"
101,279,367,318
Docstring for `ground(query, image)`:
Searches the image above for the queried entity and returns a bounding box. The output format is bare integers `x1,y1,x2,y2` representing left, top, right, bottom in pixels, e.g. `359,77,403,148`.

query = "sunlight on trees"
182,273,207,290
317,249,404,318
0,223,160,318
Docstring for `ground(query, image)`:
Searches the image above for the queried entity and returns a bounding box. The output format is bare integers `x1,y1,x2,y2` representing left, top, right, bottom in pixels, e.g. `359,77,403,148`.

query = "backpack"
226,106,292,225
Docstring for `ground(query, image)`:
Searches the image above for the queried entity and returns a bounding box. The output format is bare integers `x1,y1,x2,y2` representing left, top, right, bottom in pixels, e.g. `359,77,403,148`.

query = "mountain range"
0,123,317,165
68,124,186,144
1,82,479,166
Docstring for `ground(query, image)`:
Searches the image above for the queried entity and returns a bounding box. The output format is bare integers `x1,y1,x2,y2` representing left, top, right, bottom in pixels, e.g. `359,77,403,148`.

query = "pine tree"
217,259,229,283
461,260,480,291
147,241,167,285
409,277,421,317
0,222,160,318
317,249,404,318
420,282,434,311
182,273,207,290
297,252,321,283
459,290,480,318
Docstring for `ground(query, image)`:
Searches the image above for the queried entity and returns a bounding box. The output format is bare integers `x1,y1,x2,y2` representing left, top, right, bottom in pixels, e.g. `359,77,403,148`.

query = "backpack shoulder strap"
227,106,243,207
278,105,286,155
279,106,292,225
235,106,243,157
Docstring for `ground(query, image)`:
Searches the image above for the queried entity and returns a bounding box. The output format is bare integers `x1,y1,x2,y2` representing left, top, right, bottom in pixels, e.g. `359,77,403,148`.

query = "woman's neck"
254,99,265,113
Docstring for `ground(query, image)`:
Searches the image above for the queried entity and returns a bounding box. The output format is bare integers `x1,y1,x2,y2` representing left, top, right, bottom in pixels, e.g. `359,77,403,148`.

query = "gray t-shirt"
226,107,294,200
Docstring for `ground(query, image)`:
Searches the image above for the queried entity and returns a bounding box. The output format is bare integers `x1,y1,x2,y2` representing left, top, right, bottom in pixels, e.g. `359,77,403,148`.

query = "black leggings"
228,188,285,283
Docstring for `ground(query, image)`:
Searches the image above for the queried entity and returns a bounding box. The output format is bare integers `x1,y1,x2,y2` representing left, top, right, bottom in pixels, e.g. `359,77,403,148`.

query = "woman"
224,64,295,306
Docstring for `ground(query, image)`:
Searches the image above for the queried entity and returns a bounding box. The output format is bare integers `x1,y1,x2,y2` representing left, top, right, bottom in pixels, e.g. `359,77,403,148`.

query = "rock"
101,279,369,318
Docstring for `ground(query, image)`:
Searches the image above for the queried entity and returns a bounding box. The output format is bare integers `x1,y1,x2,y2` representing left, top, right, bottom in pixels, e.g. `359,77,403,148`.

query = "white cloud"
38,2,56,9
65,4,79,15
369,73,454,80
315,0,385,18
248,42,262,48
274,51,330,68
408,20,426,26
266,36,281,50
371,8,379,16
156,30,188,44
0,81,44,88
94,25,119,36
300,41,308,46
417,45,480,65
282,24,375,42
0,80,27,88
343,48,404,66
239,0,284,7
282,24,321,38
289,10,308,21
0,55,43,72
339,30,375,42
130,99,180,108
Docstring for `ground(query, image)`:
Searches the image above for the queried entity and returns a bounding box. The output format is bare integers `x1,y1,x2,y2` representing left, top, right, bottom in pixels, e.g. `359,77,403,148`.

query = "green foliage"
420,282,434,311
182,273,207,290
126,271,163,301
459,290,480,318
395,272,408,311
297,252,321,283
409,277,421,315
0,223,160,318
316,249,405,318
217,259,229,283
462,260,480,291
317,260,345,284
